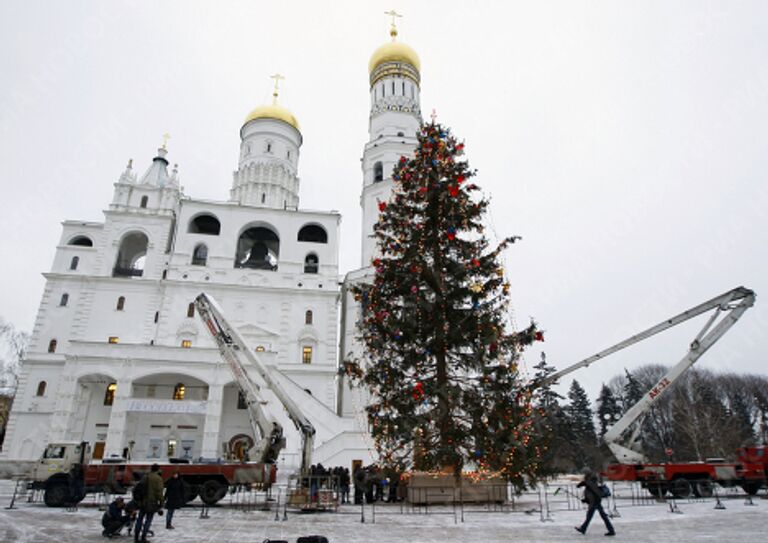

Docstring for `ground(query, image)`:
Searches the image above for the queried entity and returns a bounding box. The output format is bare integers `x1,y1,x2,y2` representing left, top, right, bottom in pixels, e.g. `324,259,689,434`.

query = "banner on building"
125,398,207,415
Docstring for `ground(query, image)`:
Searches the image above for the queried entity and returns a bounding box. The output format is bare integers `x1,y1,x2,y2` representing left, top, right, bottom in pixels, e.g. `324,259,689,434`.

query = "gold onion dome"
244,103,300,131
368,26,420,73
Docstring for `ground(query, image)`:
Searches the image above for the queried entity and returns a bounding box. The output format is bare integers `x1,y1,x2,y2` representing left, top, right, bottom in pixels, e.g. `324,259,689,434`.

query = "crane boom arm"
195,293,316,473
533,286,755,463
603,287,754,462
538,287,755,388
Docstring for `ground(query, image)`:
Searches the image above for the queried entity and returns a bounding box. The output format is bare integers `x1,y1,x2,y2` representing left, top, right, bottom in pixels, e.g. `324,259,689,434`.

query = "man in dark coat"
164,471,185,529
101,497,131,538
576,471,616,536
134,464,164,543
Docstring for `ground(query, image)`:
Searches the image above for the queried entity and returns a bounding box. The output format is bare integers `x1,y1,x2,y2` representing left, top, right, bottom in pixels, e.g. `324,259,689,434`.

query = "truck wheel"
200,480,227,505
694,480,714,498
670,479,692,499
43,483,70,507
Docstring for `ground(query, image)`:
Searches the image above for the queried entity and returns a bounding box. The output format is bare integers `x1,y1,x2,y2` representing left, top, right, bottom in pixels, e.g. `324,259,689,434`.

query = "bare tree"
1,317,29,447
1,317,29,393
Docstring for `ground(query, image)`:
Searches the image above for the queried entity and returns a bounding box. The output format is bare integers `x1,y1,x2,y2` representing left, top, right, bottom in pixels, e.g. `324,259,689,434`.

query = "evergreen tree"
596,384,622,439
565,380,597,469
531,353,570,475
622,369,643,412
350,121,542,481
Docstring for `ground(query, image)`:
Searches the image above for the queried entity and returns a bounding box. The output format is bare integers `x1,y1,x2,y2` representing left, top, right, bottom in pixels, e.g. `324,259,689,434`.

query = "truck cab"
32,442,91,489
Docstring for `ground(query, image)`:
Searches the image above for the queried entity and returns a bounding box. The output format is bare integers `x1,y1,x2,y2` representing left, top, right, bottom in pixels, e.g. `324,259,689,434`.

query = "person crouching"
101,497,131,538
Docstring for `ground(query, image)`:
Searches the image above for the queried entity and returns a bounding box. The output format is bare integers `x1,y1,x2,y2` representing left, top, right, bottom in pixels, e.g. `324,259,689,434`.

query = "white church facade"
2,22,423,472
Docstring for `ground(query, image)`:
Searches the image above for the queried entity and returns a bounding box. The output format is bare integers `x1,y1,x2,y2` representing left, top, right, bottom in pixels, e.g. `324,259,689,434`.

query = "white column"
201,384,224,458
48,373,80,442
103,378,132,458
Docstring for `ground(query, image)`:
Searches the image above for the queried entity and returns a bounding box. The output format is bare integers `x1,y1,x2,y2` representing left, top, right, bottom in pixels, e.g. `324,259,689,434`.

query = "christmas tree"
349,121,542,482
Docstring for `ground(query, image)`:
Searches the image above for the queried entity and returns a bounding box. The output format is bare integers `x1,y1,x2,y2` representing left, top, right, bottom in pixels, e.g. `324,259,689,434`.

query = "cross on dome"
384,9,402,40
270,73,285,105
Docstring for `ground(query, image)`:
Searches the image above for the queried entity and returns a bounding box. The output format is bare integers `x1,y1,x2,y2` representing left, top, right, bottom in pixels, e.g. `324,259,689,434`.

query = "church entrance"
92,442,105,460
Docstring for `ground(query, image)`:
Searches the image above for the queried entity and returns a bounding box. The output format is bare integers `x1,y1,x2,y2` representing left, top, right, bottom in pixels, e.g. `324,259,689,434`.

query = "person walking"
576,471,615,536
164,470,185,529
134,464,164,543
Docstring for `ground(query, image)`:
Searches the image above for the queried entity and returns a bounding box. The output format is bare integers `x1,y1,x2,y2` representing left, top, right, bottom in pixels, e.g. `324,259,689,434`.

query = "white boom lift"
195,293,316,475
535,286,755,464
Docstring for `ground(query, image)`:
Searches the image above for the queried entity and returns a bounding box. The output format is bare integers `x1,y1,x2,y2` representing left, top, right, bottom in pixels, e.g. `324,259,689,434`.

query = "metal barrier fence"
3,478,765,524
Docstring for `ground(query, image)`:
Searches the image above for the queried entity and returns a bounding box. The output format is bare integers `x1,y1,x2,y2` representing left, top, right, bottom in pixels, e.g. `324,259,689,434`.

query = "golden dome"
243,103,300,131
369,32,420,73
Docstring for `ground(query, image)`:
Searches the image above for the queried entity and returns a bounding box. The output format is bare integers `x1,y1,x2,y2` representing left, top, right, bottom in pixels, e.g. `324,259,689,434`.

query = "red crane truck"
538,287,764,498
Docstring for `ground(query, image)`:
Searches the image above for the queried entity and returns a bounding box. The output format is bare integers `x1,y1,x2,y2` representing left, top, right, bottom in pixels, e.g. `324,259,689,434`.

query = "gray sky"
1,0,766,400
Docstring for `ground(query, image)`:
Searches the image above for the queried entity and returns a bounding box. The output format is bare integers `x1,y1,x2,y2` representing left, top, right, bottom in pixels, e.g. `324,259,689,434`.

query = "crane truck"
194,293,335,509
537,286,766,498
193,292,316,478
5,293,321,508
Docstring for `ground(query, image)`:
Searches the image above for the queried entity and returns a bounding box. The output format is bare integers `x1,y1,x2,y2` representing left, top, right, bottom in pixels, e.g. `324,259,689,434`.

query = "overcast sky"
1,0,766,400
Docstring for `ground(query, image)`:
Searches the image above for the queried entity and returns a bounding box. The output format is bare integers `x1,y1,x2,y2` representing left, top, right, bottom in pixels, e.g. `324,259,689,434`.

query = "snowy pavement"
0,479,765,543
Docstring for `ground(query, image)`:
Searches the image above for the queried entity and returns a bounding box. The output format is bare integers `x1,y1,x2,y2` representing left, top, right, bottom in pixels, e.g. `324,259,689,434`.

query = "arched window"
187,303,195,318
47,339,57,353
36,381,47,396
305,310,313,325
59,293,69,307
302,346,313,364
104,383,116,406
113,232,148,278
297,224,328,244
70,256,79,270
192,244,208,266
266,141,272,153
116,296,125,311
140,196,148,208
235,226,279,270
261,193,266,204
173,383,186,400
187,214,221,235
68,236,93,247
373,161,383,182
237,391,247,410
181,339,192,348
304,254,319,274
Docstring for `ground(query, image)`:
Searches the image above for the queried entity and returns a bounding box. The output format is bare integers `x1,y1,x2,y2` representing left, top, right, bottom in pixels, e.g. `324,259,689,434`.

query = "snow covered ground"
0,478,765,543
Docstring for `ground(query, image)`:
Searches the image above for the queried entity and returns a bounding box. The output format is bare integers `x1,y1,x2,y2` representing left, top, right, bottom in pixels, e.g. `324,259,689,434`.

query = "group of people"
304,464,352,504
352,464,404,504
101,464,186,541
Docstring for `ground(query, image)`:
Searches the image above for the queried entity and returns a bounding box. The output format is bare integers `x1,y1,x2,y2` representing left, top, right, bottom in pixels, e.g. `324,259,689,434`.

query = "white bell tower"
360,13,422,266
231,75,303,209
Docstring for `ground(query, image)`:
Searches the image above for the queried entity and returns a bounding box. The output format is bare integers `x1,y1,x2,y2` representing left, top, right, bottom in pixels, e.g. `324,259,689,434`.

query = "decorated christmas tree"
349,121,543,482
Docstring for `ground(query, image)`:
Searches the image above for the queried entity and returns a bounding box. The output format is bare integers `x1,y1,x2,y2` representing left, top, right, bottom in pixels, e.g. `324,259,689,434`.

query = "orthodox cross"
270,73,285,104
384,9,402,38
430,109,438,123
161,133,170,150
